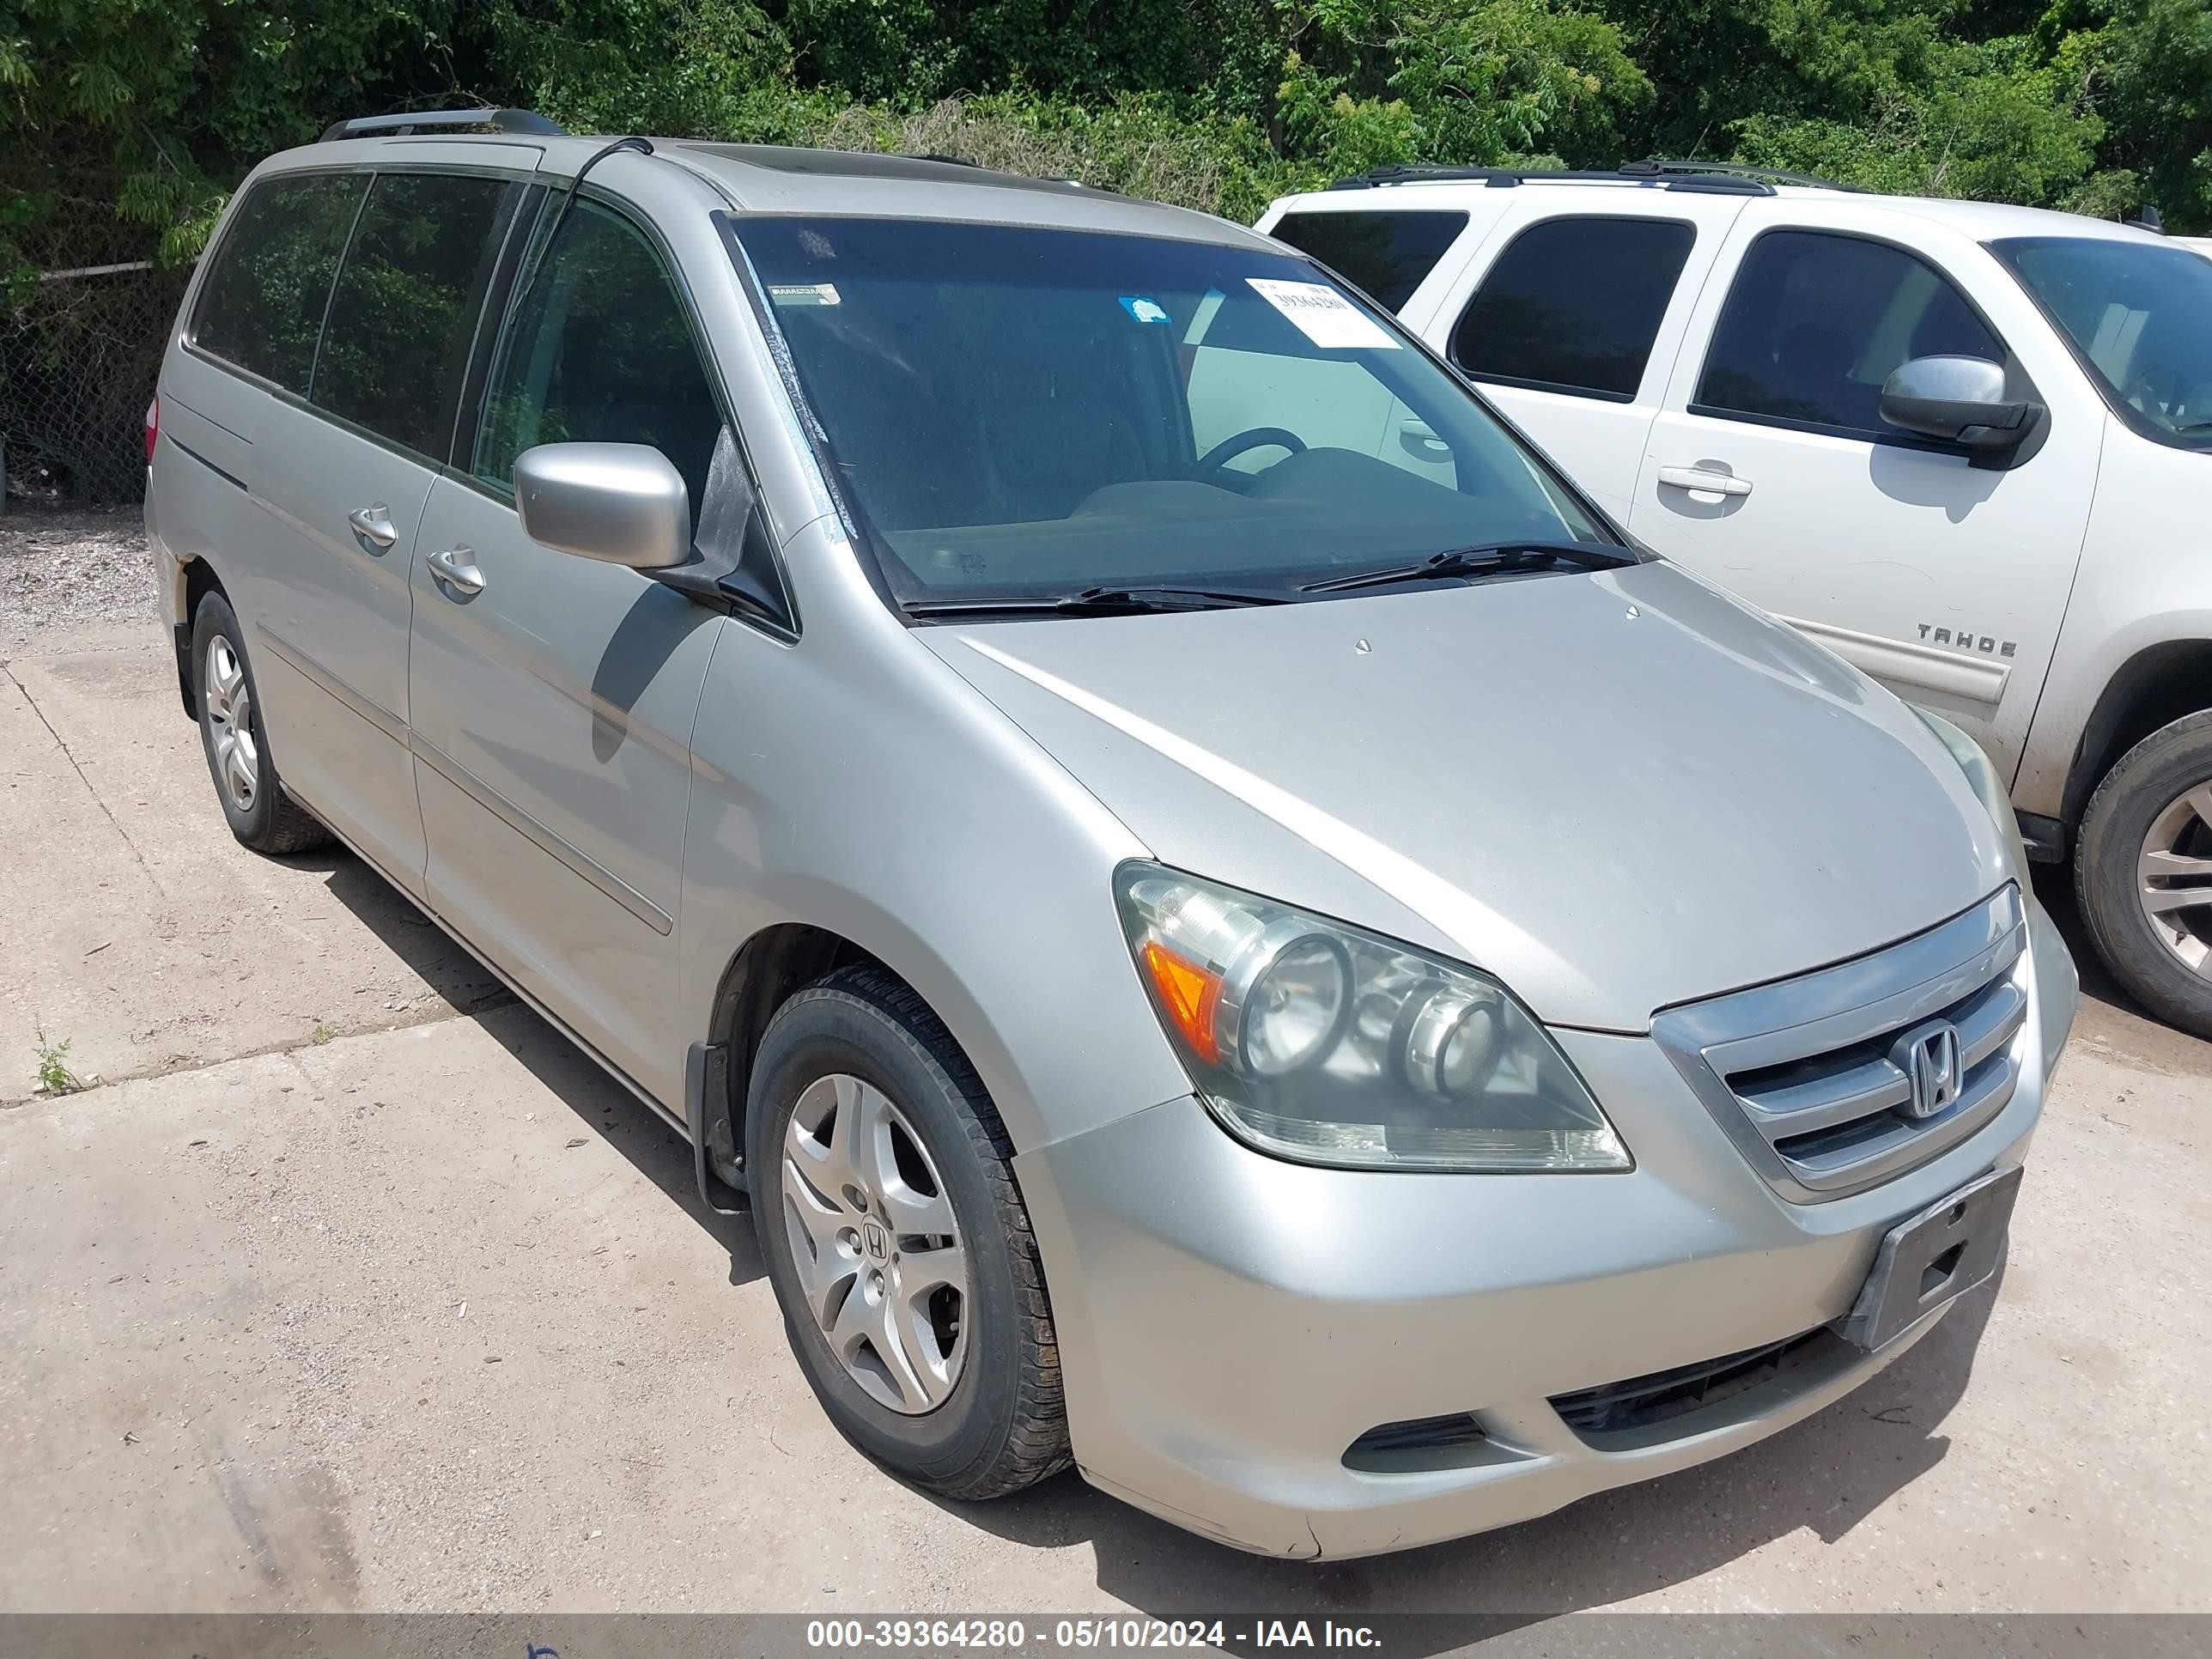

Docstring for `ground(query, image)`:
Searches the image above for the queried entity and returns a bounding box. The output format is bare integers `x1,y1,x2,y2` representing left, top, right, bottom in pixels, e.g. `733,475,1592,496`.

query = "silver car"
147,111,2079,1559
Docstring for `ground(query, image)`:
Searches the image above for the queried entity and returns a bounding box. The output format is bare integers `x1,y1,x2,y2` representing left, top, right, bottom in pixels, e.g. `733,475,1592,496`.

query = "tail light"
144,395,159,465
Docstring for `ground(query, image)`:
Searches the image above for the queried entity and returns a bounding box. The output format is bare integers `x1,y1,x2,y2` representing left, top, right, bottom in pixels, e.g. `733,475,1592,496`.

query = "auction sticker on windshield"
1246,278,1400,349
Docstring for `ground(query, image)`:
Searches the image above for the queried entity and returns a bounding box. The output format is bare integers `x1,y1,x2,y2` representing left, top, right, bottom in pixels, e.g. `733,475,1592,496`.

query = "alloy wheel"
203,635,258,814
780,1073,969,1414
2137,781,2212,978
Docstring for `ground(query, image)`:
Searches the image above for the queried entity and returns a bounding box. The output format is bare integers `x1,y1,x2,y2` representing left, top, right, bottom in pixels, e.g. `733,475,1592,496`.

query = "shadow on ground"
307,844,764,1288
307,834,2022,1632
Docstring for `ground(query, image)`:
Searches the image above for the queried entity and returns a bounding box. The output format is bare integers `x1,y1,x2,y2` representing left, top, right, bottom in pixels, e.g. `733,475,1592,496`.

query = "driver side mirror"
514,442,691,570
1880,356,2040,454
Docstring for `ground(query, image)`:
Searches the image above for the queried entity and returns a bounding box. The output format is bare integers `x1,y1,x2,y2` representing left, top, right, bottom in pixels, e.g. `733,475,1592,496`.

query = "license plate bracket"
1838,1164,2023,1352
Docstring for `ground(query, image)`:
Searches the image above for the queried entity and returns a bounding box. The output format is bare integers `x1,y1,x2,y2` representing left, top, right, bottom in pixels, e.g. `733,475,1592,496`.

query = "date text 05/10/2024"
802,1619,1384,1650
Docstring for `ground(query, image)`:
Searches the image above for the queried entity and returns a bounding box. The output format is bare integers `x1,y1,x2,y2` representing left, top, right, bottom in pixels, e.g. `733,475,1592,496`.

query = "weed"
308,1021,338,1046
33,1027,88,1097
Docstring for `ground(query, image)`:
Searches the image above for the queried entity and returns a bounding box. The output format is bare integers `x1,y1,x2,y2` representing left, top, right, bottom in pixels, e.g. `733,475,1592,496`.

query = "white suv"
1261,163,2212,1036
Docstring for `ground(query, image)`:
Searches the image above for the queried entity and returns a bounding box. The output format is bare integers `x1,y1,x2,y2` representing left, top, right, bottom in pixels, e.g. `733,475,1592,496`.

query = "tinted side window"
475,201,724,511
1695,231,2004,435
313,173,520,457
1269,210,1469,312
190,174,366,394
1449,216,1696,399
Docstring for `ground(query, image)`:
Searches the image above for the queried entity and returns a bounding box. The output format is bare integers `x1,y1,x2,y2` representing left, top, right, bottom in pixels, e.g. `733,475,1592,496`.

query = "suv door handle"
426,544,485,597
1399,417,1450,459
1656,465,1753,497
346,503,398,549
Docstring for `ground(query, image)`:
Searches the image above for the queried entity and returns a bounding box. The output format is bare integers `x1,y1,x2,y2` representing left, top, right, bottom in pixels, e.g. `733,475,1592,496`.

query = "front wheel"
746,966,1070,1499
2075,710,2212,1038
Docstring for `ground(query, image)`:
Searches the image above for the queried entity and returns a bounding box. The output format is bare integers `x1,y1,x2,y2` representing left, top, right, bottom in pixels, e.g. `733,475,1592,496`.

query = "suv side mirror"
514,442,691,570
1880,356,2039,453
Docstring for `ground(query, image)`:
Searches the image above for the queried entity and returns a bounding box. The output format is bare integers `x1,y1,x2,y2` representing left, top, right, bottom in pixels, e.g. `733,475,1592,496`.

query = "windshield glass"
726,216,1611,605
1991,236,2212,449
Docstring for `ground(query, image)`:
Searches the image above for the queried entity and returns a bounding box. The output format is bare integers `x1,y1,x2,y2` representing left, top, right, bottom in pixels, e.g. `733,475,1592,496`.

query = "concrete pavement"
3,617,2208,1615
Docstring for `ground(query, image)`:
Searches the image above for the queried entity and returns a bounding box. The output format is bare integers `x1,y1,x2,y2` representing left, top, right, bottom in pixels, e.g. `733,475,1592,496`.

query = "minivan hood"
921,561,2013,1031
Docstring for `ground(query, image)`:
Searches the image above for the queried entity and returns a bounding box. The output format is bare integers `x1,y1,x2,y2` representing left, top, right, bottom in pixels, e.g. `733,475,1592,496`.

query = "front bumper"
1016,900,2076,1559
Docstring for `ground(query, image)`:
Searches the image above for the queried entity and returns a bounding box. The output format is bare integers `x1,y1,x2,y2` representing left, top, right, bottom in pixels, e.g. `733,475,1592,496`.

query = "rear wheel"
746,966,1070,1499
191,592,331,856
2075,711,2212,1038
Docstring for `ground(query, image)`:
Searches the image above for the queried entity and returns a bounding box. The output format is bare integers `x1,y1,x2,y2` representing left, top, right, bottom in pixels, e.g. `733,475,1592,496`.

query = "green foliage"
1284,0,1649,166
1731,36,2104,201
31,1025,86,1096
2,0,2207,295
2072,0,2212,227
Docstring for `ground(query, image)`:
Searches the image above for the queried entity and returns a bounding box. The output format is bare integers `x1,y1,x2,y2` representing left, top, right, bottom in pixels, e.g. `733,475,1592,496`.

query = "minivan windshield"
1991,236,2212,449
726,216,1615,608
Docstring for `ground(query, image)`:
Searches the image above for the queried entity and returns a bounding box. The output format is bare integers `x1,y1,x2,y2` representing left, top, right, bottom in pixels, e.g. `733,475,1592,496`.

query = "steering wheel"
1194,427,1307,479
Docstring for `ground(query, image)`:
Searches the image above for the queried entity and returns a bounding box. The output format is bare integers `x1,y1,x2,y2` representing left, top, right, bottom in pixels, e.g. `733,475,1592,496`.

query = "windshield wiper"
904,584,1293,618
1298,539,1635,594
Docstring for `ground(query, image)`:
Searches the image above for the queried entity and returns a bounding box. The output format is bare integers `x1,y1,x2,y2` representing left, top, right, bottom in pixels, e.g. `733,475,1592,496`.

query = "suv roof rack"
319,107,568,143
1325,158,1861,197
1626,157,1862,191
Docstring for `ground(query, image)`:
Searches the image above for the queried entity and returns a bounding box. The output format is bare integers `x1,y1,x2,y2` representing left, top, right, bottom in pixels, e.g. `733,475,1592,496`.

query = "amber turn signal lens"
1140,940,1223,1066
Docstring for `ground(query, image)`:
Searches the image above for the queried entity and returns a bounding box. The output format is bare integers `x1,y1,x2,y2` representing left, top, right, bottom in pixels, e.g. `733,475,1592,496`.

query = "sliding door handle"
346,503,398,549
1656,465,1753,497
426,544,485,597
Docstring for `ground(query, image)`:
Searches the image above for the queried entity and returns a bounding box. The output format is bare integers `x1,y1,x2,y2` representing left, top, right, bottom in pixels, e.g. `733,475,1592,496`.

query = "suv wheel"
191,592,332,855
746,966,1071,1499
2075,710,2212,1038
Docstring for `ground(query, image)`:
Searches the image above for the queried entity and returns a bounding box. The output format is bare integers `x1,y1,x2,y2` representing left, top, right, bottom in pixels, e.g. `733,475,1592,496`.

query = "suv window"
190,174,367,395
1450,217,1695,400
313,172,521,458
1696,230,2004,437
1991,236,2212,449
1268,210,1469,312
475,200,724,510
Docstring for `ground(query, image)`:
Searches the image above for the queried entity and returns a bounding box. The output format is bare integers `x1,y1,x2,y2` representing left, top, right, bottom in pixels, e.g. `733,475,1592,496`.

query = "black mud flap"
685,1039,750,1216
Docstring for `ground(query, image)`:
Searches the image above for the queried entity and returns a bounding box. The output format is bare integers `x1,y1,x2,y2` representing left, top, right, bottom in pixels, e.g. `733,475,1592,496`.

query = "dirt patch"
0,501,156,656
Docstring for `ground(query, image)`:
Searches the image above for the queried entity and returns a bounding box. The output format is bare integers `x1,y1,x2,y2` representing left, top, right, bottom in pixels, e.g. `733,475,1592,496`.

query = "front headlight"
1911,707,2030,884
1114,863,1630,1173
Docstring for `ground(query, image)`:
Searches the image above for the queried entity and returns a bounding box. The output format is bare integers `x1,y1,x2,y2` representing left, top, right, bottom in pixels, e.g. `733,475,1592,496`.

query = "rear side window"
313,173,522,458
1449,216,1696,399
1269,210,1469,312
190,174,366,395
474,201,725,512
1695,230,2004,437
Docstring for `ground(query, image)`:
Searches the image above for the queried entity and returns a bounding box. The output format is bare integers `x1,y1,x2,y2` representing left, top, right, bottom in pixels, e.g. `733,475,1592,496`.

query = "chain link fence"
2,259,193,507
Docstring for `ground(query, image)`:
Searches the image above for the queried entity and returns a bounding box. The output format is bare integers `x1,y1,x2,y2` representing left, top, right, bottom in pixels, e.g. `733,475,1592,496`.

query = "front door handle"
1399,417,1450,459
1656,465,1753,497
426,544,485,597
347,503,398,549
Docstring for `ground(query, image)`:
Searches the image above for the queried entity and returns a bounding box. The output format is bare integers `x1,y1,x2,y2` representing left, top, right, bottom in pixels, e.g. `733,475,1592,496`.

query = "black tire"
190,592,332,856
746,965,1071,1499
2075,710,2212,1039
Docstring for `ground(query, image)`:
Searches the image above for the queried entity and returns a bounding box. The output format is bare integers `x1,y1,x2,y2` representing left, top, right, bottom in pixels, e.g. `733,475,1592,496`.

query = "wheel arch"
175,555,228,719
706,922,890,1128
2062,636,2212,829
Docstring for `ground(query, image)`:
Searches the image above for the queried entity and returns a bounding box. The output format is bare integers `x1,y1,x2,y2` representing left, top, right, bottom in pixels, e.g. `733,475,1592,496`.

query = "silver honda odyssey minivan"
146,110,2079,1559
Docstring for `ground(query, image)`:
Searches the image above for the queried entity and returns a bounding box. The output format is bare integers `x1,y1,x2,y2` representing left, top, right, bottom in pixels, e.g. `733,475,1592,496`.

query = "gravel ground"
0,502,156,656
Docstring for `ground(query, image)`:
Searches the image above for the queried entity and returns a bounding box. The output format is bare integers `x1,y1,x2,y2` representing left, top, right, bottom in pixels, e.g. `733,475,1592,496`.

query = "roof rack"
1325,157,1860,197
1626,157,1861,192
319,107,568,143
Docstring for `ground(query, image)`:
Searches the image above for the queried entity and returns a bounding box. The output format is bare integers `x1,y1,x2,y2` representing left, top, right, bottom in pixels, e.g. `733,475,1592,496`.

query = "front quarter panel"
677,519,1188,1152
2013,418,2212,818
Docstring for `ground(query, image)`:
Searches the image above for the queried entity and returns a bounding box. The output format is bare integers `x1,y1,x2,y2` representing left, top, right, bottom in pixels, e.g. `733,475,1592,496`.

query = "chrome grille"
1651,886,2029,1202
